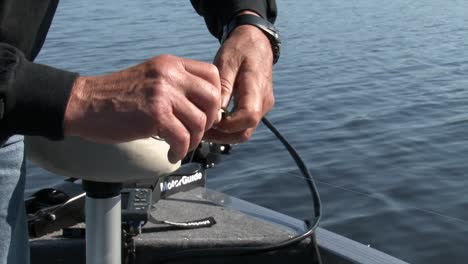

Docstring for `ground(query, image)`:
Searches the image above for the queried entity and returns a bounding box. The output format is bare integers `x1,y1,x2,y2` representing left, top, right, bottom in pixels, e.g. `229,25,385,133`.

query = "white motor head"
25,136,180,183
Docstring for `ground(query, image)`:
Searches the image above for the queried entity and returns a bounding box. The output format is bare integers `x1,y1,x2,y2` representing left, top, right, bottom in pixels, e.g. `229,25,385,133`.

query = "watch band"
221,14,281,64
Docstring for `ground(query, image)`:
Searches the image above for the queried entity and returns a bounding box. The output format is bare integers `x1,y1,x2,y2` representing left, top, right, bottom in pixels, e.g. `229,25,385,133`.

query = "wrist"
221,14,281,64
229,25,274,64
64,76,89,137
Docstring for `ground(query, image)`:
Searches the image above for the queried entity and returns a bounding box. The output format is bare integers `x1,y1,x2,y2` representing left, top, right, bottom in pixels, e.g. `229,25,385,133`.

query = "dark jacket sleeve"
0,42,78,142
191,0,277,41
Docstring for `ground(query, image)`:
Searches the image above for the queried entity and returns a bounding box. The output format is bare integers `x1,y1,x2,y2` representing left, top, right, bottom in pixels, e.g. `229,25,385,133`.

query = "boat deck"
30,187,320,263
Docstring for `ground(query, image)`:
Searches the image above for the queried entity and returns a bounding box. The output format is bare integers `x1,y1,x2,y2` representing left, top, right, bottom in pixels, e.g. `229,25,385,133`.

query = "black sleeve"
0,43,78,142
191,0,277,41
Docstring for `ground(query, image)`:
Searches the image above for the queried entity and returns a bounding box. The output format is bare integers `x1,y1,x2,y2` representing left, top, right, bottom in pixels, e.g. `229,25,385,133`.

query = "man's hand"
64,55,221,163
204,15,275,143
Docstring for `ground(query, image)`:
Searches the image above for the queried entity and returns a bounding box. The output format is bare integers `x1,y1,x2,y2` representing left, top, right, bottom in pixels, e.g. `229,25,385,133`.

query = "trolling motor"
26,141,231,263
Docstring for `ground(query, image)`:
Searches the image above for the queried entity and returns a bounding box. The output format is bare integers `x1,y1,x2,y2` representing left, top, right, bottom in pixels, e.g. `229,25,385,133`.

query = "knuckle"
156,54,176,62
176,130,190,149
194,112,207,132
202,83,221,110
245,110,262,128
151,54,180,76
207,64,220,78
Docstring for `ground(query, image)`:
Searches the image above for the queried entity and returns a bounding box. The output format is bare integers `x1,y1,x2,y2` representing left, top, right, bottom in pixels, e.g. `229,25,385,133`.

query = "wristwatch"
221,14,281,64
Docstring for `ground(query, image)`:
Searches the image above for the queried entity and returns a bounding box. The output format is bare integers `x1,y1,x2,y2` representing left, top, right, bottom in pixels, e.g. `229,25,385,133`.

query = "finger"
215,72,264,133
181,58,221,88
203,128,255,144
172,97,206,151
157,114,190,163
214,51,241,108
183,74,221,130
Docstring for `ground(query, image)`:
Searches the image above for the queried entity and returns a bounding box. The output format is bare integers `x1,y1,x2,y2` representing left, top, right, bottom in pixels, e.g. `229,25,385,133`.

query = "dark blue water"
27,1,468,263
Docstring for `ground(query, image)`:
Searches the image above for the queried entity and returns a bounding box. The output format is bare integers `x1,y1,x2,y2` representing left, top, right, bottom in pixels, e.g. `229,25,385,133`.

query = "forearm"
190,0,277,40
0,43,78,142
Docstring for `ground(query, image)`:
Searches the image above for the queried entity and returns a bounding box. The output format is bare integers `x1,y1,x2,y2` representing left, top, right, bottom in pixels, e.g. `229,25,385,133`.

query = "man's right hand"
63,55,221,163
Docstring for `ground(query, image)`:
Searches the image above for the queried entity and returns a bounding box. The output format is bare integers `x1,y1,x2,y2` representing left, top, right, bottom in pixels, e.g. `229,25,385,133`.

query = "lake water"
26,1,468,263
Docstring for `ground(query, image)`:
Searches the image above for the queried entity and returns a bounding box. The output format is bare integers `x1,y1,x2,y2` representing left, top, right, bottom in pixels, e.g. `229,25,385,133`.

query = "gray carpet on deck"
30,187,319,263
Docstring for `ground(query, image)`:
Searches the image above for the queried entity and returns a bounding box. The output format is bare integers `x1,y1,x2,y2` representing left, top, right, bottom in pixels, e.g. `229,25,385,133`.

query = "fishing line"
158,116,322,262
285,171,468,225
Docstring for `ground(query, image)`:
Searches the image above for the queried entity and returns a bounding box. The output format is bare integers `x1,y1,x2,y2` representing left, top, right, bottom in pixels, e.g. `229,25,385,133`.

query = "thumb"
214,55,240,108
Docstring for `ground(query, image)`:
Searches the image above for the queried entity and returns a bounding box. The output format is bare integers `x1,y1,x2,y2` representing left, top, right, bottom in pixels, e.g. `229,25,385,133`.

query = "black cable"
261,117,322,224
158,116,322,262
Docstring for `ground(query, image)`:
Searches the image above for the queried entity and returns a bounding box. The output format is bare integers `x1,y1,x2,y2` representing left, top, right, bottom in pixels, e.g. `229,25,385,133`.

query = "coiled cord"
158,116,322,262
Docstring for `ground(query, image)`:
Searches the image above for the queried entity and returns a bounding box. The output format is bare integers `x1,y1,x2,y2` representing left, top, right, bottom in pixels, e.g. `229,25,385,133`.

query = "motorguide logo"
159,172,203,192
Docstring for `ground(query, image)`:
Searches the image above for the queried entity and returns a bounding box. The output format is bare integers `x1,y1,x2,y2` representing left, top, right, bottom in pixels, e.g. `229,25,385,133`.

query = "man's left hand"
204,16,275,143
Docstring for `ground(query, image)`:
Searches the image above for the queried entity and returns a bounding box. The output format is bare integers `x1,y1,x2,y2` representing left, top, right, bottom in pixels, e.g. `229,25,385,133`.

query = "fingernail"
216,109,223,124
